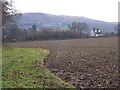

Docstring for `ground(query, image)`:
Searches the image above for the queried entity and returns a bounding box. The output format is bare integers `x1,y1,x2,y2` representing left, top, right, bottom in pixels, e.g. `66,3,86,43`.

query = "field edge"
2,47,74,88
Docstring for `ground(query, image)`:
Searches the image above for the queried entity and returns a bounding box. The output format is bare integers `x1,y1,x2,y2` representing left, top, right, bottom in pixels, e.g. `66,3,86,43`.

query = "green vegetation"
2,48,74,88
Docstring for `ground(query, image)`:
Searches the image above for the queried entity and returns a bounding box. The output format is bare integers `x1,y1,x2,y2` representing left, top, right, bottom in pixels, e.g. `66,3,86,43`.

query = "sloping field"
8,37,119,88
2,48,74,88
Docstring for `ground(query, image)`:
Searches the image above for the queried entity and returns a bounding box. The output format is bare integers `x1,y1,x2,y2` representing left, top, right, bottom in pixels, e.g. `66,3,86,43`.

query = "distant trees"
68,22,89,38
21,22,89,41
32,25,37,31
2,23,27,42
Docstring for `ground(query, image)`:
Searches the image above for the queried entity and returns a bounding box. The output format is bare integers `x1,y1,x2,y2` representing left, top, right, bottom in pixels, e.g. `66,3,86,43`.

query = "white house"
90,28,102,37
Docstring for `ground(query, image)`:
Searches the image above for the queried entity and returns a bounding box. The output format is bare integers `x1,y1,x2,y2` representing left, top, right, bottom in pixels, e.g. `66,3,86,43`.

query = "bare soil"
9,37,119,88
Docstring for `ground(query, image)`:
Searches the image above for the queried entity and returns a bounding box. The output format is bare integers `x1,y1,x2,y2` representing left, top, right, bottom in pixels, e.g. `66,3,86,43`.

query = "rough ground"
9,37,119,89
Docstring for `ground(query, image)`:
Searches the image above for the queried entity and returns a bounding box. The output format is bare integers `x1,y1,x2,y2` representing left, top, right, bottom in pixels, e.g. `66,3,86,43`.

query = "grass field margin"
2,47,74,88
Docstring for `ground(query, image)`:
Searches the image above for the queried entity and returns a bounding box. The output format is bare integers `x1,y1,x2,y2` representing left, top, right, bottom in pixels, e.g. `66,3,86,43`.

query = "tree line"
3,23,90,42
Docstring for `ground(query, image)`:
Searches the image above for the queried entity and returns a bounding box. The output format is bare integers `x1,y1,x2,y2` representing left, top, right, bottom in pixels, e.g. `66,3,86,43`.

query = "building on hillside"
90,28,102,37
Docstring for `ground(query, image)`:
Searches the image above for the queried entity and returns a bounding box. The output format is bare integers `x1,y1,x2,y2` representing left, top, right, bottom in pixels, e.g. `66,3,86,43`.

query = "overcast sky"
13,0,119,22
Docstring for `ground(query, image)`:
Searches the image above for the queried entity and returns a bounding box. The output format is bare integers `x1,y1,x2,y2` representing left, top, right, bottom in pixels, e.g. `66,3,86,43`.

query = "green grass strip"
2,48,74,88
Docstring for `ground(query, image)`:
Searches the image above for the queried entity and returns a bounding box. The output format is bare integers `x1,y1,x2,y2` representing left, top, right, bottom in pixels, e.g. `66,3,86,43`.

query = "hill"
17,13,117,33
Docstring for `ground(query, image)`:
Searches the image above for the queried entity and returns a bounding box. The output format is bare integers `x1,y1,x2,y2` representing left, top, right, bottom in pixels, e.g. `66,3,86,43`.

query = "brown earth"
8,37,119,89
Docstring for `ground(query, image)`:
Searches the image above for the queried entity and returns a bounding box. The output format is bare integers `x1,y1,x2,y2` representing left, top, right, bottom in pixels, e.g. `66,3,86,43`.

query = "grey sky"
13,0,119,22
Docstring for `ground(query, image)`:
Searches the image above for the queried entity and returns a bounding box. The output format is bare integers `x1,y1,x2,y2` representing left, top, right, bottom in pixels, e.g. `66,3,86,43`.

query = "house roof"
93,29,102,34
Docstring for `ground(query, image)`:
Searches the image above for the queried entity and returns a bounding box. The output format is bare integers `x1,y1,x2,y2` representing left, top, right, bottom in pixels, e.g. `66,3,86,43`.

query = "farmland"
8,37,119,88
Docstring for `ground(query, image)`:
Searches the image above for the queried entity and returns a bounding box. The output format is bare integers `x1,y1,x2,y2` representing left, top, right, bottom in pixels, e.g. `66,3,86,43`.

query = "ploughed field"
9,37,119,88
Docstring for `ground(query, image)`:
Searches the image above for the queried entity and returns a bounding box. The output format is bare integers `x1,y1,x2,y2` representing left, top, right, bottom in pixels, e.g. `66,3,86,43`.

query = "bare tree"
2,0,20,25
68,22,89,38
2,0,21,42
